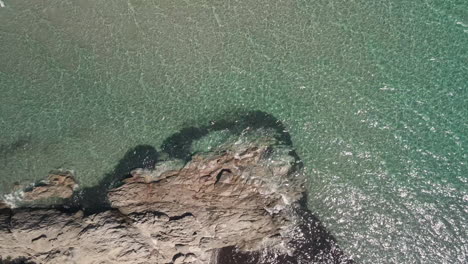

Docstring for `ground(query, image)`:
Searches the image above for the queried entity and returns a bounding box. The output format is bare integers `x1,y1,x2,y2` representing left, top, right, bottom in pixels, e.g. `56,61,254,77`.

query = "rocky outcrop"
0,171,77,209
107,143,303,263
22,171,77,202
0,136,307,264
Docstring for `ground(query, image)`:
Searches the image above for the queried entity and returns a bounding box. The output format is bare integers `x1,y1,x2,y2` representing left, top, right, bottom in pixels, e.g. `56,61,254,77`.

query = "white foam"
2,190,25,208
379,85,395,91
0,0,5,8
456,21,468,27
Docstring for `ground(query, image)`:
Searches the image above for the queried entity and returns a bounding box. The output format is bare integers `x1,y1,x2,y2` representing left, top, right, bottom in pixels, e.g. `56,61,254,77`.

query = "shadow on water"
161,110,302,169
78,110,297,213
73,111,300,214
73,145,159,214
69,110,351,262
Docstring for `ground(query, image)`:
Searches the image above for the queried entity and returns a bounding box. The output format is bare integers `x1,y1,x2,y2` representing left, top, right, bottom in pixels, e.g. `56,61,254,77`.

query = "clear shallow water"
0,0,467,263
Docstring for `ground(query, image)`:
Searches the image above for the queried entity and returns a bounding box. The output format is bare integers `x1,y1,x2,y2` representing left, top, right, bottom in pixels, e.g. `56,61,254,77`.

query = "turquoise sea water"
0,0,467,263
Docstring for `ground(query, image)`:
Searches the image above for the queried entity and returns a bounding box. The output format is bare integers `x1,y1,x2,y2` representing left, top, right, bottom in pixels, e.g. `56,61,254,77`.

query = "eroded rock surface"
0,137,307,264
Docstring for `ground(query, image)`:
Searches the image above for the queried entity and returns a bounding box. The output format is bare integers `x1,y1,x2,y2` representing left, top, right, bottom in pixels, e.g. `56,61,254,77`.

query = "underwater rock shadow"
161,110,303,169
73,145,159,214
76,110,297,214
161,110,294,160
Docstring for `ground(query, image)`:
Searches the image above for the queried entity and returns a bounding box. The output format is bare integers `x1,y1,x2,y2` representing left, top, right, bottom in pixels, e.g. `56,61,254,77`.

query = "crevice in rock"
169,212,194,221
172,253,184,262
130,210,170,220
31,234,47,242
77,224,96,236
215,169,232,185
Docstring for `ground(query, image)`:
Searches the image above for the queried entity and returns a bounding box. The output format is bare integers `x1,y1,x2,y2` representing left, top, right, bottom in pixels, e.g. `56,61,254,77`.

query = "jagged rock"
107,142,304,263
22,171,77,202
0,137,307,264
0,209,162,264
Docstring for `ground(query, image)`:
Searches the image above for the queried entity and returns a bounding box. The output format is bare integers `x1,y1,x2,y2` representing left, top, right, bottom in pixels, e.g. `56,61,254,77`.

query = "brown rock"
23,171,77,201
107,143,303,263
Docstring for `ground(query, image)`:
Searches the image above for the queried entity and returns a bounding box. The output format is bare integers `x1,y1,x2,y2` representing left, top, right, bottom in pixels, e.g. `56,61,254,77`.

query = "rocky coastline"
0,112,353,264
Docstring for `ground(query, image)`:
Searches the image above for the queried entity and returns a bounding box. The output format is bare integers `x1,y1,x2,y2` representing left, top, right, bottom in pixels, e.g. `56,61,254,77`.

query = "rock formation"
0,133,308,264
0,170,77,209
22,171,77,202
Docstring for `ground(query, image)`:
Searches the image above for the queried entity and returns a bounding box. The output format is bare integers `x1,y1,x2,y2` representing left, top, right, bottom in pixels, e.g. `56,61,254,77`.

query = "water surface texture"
0,0,467,263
